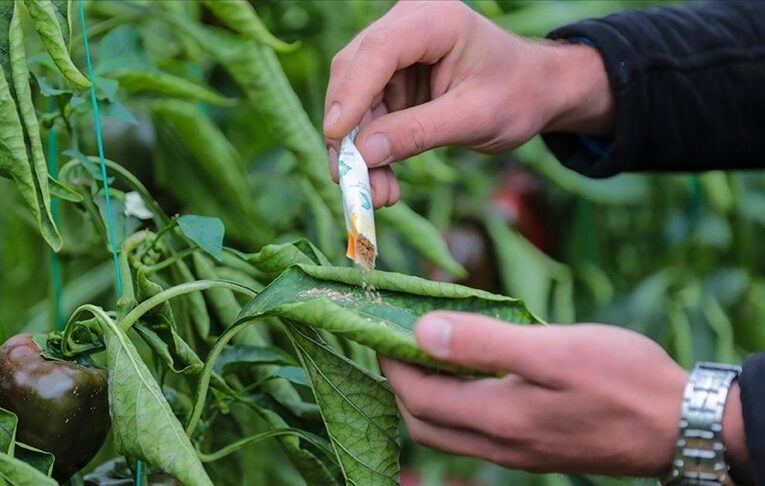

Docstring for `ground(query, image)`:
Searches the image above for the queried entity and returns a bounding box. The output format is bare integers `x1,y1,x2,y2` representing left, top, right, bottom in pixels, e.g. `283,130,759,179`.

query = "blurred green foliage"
0,0,761,484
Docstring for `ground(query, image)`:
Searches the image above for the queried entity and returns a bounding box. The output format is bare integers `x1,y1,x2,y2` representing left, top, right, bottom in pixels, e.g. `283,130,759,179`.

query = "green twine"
77,0,141,482
47,102,64,331
77,0,122,298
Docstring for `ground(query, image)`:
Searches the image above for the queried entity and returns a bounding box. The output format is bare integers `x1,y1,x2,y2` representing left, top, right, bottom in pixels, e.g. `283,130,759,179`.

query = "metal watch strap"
664,362,742,485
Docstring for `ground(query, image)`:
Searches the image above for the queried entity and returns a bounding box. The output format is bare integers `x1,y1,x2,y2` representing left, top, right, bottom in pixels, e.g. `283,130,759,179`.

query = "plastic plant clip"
338,127,377,270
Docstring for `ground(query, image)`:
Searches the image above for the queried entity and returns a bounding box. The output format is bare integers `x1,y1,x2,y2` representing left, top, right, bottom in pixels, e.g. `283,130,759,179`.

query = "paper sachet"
338,127,377,270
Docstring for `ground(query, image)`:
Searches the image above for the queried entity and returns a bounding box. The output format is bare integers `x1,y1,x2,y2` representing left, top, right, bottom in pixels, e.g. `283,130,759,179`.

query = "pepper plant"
0,1,544,485
3,1,752,486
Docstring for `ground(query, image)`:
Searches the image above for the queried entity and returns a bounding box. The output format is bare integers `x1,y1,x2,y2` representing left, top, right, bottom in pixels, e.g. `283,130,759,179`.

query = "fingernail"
324,103,341,132
416,316,453,358
364,133,392,166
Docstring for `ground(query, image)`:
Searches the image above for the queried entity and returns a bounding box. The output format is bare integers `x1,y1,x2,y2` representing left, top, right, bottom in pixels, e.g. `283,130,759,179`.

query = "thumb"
414,311,556,380
355,90,482,167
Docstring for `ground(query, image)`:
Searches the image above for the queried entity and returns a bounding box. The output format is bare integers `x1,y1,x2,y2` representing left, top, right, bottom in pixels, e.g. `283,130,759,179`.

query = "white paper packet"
338,127,377,269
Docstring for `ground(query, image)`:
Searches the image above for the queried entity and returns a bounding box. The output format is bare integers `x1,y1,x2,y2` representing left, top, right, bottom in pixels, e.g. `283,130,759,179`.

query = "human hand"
324,1,614,208
380,312,747,478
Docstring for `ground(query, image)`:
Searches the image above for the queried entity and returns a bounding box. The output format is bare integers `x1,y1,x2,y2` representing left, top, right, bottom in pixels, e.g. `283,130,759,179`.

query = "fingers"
324,3,469,141
380,358,538,435
355,89,474,167
380,359,493,428
414,311,565,386
395,395,511,465
369,166,399,208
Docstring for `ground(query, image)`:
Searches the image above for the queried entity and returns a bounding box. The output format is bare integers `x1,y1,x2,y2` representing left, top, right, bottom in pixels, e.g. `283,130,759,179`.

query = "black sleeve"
540,1,765,178
740,352,765,484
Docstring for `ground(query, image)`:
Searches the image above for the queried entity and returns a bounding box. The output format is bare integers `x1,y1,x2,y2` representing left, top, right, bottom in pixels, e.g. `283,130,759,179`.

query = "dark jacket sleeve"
541,1,765,178
740,353,765,484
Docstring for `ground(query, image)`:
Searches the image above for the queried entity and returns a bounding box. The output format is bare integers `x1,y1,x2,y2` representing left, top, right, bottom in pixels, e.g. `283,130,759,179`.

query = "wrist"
722,382,754,485
540,41,615,136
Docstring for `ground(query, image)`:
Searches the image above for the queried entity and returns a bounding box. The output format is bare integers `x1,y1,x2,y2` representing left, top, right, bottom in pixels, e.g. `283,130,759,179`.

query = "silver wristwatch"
664,362,742,485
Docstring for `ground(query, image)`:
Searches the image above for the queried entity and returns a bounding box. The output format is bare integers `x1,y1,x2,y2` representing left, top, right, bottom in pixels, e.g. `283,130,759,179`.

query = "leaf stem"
140,248,199,274
196,428,332,463
119,280,255,333
185,317,257,436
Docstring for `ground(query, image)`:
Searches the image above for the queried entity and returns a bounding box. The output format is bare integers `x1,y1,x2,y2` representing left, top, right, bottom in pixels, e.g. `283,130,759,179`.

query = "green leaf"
165,20,344,230
150,99,265,230
246,399,340,485
62,148,102,181
102,99,139,125
238,265,542,371
235,239,330,281
178,214,225,262
192,252,249,329
95,76,119,102
15,443,54,477
214,345,298,375
94,194,128,248
49,0,70,48
112,70,235,106
94,25,153,75
47,174,82,202
24,0,90,89
134,270,204,375
288,326,400,486
0,450,57,485
32,72,67,97
272,366,310,387
0,409,54,477
97,307,213,485
0,408,16,455
378,204,466,279
201,0,299,53
0,2,62,250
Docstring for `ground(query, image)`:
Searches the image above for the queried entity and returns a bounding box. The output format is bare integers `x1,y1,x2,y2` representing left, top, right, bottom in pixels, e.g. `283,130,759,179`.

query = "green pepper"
0,333,110,481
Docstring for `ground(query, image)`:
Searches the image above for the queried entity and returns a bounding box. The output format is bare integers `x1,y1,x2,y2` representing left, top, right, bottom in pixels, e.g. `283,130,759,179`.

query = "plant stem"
140,248,199,274
119,280,255,333
185,316,258,436
196,428,333,463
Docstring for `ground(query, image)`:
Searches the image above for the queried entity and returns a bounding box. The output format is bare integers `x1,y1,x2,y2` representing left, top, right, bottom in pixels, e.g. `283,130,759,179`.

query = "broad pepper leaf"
234,239,330,281
0,408,15,454
245,398,340,485
150,99,271,236
47,175,83,202
24,0,90,89
0,409,55,477
288,325,399,486
238,265,542,371
102,313,213,485
178,215,224,262
15,443,54,477
134,270,203,375
214,345,298,375
112,70,235,106
0,451,56,485
201,0,299,53
0,1,62,250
